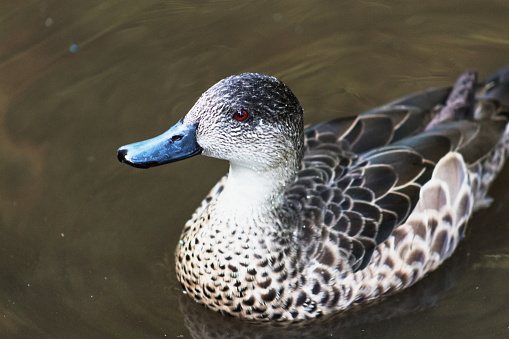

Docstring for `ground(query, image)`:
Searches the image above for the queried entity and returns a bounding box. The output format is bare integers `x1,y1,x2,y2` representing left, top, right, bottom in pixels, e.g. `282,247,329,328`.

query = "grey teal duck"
118,67,509,321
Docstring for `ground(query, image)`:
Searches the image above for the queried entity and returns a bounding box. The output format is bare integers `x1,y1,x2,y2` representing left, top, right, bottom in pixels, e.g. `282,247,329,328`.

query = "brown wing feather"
291,69,509,273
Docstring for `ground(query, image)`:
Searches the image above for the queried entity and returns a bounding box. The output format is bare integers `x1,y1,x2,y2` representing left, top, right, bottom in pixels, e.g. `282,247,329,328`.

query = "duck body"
118,68,509,321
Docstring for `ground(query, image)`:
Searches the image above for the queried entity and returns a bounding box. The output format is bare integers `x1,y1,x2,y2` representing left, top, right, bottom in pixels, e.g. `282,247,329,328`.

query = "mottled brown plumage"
118,68,509,321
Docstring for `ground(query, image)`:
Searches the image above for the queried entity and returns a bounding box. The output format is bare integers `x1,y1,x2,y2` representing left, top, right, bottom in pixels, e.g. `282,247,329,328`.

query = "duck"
117,67,509,321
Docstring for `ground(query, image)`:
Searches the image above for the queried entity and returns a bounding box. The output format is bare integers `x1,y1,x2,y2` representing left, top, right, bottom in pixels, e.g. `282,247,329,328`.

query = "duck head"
117,73,304,172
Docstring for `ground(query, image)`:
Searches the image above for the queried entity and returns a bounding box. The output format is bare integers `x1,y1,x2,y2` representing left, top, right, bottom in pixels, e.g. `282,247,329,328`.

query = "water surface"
1,1,509,337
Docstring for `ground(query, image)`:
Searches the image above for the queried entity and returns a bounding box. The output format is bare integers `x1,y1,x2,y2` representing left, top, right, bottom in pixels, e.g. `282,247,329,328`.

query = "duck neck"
214,161,298,223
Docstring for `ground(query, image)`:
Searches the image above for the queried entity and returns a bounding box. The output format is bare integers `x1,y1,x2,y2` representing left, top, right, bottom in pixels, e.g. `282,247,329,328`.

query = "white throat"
214,162,293,218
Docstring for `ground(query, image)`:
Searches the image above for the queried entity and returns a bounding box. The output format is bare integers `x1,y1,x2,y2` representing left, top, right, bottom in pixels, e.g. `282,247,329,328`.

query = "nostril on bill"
171,135,183,142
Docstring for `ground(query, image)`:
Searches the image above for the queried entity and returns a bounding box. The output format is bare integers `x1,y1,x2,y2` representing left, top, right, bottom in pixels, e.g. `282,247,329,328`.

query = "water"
1,1,509,337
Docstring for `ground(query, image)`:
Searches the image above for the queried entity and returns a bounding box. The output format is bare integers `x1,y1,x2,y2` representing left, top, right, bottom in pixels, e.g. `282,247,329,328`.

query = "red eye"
233,109,249,121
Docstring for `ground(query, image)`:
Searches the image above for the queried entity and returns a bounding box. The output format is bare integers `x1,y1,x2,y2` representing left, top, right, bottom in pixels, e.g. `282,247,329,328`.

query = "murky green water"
1,1,509,338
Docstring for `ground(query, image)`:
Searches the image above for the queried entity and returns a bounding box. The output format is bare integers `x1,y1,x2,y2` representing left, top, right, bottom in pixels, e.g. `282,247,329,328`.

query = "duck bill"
117,119,202,169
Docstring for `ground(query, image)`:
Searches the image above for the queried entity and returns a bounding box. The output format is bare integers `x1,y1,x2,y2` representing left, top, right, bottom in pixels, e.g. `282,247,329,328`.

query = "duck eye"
233,109,249,121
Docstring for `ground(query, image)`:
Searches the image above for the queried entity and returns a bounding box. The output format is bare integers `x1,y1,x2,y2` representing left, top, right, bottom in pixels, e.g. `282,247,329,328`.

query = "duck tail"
425,70,477,130
476,66,509,121
467,66,509,210
426,67,509,130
